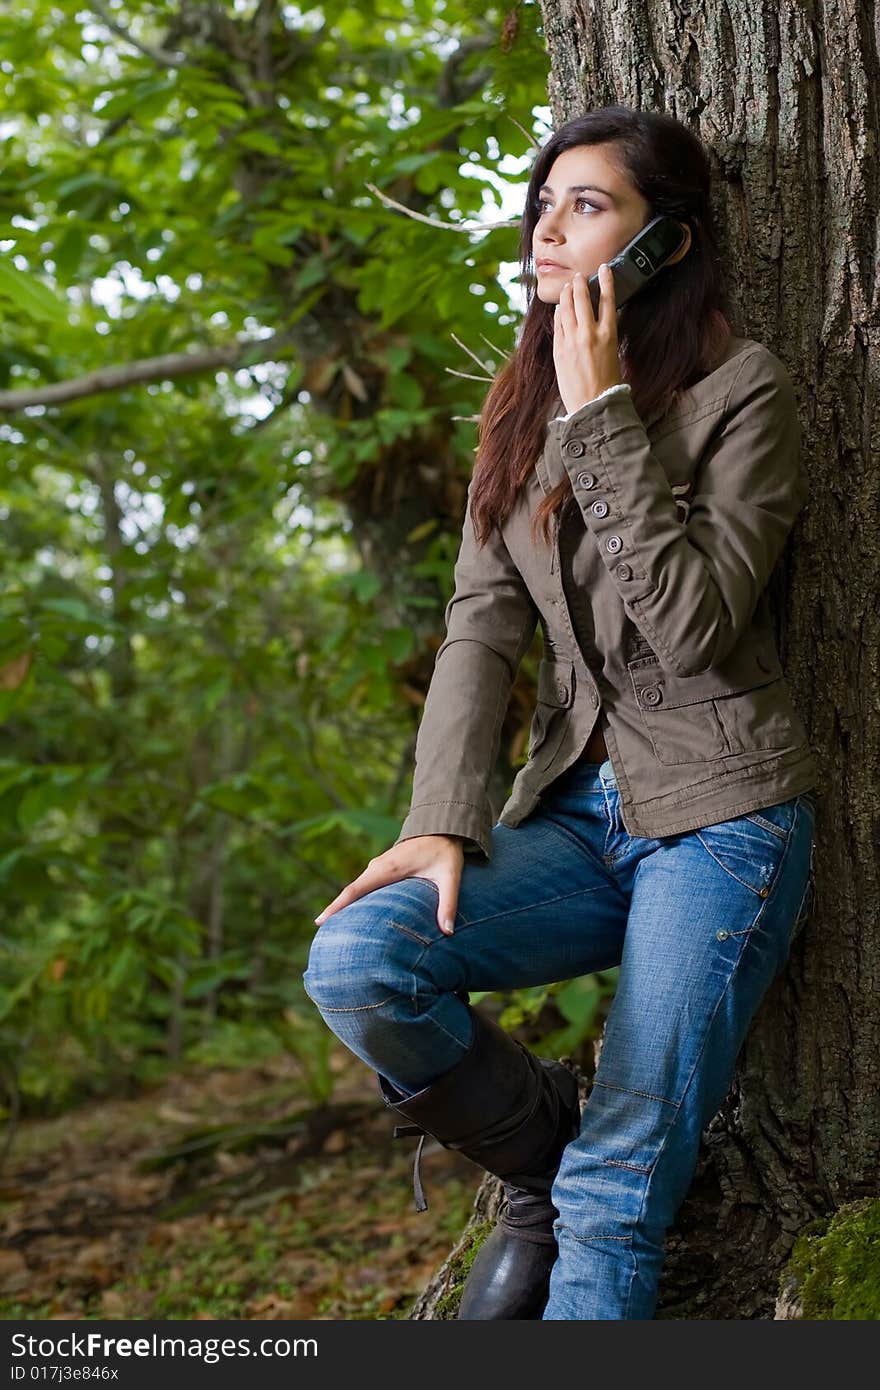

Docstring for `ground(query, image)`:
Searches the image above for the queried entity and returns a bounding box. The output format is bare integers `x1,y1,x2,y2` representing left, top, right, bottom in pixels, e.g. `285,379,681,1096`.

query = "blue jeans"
302,758,816,1319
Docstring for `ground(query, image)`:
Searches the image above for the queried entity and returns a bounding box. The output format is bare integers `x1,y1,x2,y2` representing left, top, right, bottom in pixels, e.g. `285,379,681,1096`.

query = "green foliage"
486,968,619,1056
0,0,563,1112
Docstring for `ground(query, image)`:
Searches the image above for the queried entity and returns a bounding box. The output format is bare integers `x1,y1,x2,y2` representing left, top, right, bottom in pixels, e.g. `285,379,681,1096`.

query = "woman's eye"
536,197,598,215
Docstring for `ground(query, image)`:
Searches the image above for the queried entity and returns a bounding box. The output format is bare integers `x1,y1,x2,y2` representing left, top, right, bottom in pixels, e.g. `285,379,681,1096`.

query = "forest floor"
0,1046,479,1321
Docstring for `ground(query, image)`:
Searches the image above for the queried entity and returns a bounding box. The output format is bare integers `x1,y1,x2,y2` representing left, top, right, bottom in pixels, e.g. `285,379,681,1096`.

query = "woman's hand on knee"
313,835,464,935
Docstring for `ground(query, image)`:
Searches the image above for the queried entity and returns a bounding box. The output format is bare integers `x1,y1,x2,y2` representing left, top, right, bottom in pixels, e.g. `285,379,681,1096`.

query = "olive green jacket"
394,335,821,860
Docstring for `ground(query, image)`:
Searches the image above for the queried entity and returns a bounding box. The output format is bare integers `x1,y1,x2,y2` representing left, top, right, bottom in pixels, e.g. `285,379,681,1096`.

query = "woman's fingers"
313,860,393,924
565,265,613,333
314,868,457,933
597,261,614,330
313,838,465,934
436,871,461,937
571,269,595,328
556,277,575,334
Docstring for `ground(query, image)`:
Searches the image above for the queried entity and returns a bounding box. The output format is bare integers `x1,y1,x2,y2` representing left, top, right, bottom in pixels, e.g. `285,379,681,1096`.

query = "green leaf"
0,256,67,324
554,977,601,1029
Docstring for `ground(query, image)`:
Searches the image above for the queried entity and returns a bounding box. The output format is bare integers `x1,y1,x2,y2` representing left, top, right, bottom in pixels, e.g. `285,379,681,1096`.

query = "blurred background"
0,0,617,1318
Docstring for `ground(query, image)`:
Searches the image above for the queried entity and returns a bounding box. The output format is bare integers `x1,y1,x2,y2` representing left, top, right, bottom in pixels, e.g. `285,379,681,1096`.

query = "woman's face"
531,143,654,302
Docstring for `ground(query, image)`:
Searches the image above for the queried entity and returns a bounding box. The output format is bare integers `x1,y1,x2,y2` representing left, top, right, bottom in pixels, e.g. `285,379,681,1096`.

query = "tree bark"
415,0,879,1319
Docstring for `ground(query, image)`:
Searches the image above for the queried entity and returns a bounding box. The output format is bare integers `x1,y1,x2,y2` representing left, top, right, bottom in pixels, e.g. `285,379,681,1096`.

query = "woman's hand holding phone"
313,835,465,936
553,262,623,415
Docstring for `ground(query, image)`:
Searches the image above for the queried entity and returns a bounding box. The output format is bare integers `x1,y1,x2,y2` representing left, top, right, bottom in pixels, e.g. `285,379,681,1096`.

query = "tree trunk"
415,0,879,1319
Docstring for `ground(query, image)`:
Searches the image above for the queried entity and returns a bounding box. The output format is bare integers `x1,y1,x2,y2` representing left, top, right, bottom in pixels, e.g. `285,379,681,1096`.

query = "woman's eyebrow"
538,182,616,203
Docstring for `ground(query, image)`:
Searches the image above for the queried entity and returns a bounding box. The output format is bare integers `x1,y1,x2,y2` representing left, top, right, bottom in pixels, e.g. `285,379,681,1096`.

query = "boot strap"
392,1125,429,1212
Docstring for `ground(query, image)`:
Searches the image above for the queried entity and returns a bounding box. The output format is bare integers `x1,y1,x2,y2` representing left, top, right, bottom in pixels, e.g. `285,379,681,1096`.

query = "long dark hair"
471,105,737,549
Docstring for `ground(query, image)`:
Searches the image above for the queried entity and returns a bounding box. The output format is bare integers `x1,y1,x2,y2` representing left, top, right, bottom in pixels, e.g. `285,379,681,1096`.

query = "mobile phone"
587,215,689,317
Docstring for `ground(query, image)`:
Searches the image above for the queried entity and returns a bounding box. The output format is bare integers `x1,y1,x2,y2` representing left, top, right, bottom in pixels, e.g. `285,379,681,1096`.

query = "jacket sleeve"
393,474,539,861
551,381,632,421
545,346,808,676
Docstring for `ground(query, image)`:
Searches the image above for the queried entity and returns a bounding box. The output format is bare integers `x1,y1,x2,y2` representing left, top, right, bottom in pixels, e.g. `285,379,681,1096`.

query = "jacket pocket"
712,675,810,759
628,645,804,767
527,657,575,770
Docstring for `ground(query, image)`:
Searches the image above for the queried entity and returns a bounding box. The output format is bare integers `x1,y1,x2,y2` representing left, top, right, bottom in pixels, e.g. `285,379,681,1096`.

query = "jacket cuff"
393,800,491,861
551,381,631,421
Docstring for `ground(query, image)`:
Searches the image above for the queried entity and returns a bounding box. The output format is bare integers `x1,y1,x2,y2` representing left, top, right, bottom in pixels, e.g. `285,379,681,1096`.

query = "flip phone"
587,214,690,318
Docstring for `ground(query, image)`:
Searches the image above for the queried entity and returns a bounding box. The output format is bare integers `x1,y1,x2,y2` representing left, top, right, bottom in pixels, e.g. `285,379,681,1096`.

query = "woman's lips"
536,262,567,272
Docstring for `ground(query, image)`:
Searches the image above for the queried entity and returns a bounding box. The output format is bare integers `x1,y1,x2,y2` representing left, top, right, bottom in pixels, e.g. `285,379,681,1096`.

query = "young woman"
303,105,820,1321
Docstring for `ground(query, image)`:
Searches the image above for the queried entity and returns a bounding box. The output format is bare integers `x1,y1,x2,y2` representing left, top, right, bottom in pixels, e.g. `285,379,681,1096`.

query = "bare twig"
364,181,519,234
445,368,493,383
448,330,492,372
478,331,508,359
506,114,541,150
443,328,510,385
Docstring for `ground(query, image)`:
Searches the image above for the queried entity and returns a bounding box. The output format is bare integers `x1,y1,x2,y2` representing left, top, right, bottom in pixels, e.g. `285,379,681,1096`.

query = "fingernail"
442,919,455,935
314,913,325,925
600,262,608,272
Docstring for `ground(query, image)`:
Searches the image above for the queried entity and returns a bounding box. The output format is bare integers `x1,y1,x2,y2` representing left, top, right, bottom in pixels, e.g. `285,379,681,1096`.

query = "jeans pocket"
695,797,799,897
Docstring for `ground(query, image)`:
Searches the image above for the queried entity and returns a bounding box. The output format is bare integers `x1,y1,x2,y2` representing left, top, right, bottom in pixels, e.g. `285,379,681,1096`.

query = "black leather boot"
377,1006,582,1319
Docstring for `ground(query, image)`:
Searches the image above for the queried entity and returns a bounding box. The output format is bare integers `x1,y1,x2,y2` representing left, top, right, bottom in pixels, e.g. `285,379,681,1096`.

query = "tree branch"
0,333,294,412
87,1,185,69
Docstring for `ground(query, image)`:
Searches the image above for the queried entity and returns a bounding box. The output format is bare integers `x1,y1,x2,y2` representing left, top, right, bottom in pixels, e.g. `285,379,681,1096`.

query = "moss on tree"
779,1198,880,1319
431,1219,495,1319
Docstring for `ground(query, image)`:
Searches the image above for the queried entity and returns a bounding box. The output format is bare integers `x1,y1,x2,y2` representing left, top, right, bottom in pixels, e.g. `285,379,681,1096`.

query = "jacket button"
591,499,609,518
642,686,662,705
576,470,597,489
616,562,633,580
606,535,623,553
565,439,585,457
555,682,569,702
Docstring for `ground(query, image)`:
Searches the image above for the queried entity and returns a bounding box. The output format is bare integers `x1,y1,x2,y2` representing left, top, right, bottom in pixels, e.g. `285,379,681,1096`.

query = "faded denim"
303,757,817,1320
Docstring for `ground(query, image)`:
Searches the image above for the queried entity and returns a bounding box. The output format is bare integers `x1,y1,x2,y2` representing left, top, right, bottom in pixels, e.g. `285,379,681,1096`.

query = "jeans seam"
389,919,434,948
452,883,605,930
743,812,788,841
557,1229,633,1243
603,1158,653,1175
311,993,398,1014
591,1080,679,1107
